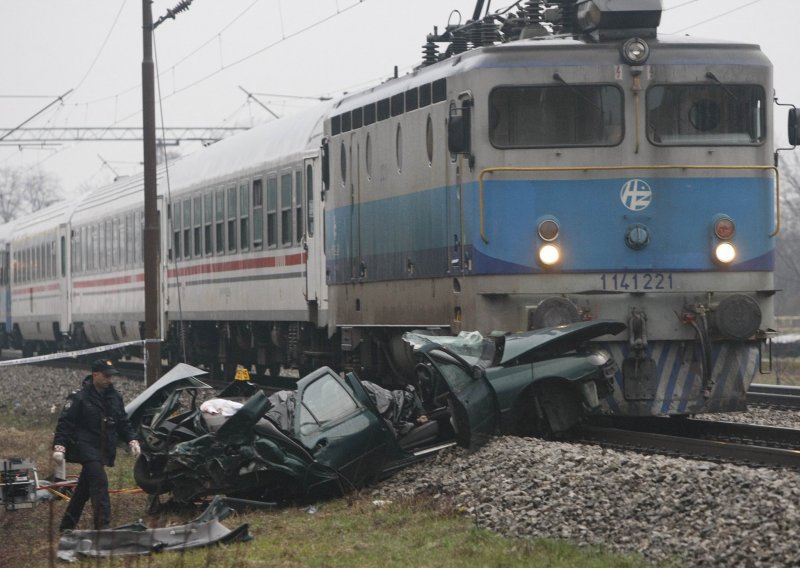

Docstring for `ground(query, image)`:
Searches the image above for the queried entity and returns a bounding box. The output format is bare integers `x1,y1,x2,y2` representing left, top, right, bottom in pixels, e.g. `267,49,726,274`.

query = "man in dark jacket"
52,359,140,531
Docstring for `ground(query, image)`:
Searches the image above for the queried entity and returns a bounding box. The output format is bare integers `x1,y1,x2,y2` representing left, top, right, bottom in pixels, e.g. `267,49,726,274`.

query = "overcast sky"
1,0,798,199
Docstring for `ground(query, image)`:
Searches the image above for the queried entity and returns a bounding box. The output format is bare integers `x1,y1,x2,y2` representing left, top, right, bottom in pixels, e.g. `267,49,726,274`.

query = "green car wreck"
127,320,624,503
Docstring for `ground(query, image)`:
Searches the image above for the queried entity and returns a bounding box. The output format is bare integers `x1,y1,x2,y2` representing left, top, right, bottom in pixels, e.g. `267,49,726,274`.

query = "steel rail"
747,383,800,409
577,425,800,469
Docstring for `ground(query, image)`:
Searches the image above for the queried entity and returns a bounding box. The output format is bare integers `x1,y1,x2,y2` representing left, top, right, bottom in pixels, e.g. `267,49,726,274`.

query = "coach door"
304,158,324,308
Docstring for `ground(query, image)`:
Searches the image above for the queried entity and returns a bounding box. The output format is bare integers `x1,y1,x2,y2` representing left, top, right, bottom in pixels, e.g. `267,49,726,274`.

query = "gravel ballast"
3,365,800,566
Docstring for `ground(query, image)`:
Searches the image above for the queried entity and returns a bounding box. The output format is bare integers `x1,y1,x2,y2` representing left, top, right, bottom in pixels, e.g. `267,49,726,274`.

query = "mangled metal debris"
57,495,252,562
128,321,625,504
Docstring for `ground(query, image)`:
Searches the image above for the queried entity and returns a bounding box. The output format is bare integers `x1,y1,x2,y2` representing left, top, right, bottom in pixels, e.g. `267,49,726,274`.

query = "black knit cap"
91,359,120,376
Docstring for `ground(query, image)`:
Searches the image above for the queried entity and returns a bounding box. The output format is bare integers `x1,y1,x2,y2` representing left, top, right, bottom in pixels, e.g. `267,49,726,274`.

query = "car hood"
404,320,626,368
496,320,626,366
126,363,213,425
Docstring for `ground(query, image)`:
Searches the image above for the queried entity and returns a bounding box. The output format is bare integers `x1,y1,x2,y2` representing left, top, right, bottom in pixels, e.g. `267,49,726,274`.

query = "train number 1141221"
599,273,674,291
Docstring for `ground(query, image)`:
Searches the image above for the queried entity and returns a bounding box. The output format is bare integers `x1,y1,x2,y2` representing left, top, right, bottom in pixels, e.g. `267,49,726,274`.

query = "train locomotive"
3,0,797,427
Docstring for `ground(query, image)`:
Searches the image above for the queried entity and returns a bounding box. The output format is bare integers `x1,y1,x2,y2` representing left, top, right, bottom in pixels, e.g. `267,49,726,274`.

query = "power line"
73,0,129,93
664,0,702,11
667,0,764,34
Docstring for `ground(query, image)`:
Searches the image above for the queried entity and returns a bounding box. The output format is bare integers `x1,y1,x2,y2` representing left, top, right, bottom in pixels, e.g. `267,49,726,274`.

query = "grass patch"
0,416,655,567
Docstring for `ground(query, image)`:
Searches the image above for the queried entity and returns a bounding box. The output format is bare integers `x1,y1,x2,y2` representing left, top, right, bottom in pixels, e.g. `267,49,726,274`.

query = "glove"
53,445,66,465
129,440,141,458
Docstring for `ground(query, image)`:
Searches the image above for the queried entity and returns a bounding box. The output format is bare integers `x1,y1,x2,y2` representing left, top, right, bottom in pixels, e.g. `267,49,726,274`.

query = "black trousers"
60,461,110,531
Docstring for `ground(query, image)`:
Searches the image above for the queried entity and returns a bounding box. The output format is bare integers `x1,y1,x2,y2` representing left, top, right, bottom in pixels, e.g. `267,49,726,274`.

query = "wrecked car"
128,320,624,503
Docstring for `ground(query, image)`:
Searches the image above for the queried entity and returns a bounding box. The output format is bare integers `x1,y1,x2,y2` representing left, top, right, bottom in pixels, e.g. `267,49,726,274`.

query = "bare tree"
0,167,25,223
0,166,63,223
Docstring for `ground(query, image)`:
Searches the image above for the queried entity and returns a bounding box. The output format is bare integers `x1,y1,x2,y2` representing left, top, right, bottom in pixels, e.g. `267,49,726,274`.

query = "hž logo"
620,179,652,211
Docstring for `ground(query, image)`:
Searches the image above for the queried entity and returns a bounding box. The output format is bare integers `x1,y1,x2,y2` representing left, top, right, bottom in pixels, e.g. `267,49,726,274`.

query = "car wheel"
133,455,172,495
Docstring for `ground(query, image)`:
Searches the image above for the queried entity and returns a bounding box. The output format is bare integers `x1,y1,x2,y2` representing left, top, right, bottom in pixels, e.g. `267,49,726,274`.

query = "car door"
418,345,498,449
295,368,391,487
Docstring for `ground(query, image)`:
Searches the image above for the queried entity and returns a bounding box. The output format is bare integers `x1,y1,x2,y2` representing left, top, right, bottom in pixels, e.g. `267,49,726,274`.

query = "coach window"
239,183,250,251
124,214,130,265
215,189,225,254
113,217,120,267
295,170,303,243
183,199,192,258
60,236,66,277
281,173,292,246
489,85,623,147
193,196,203,256
104,220,112,269
227,186,237,252
173,204,182,260
267,176,278,248
204,193,213,255
306,164,314,237
87,226,93,271
252,178,263,249
135,211,143,265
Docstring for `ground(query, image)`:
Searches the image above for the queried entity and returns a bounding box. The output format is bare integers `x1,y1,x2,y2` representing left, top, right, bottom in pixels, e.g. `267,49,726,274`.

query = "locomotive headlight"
714,242,737,264
538,244,561,266
621,37,650,65
586,349,611,367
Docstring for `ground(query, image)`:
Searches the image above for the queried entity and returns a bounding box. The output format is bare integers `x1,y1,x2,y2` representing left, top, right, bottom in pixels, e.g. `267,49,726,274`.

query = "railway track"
577,416,800,469
747,382,800,409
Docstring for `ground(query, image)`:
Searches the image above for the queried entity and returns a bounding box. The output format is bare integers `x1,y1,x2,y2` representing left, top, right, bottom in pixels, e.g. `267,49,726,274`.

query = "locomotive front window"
489,85,623,148
646,84,765,145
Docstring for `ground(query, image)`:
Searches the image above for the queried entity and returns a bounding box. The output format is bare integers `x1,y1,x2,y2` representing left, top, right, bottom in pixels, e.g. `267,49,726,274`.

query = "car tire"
133,455,172,495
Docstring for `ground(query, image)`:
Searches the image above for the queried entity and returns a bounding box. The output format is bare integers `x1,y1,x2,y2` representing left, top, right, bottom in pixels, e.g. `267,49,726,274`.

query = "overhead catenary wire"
667,0,765,34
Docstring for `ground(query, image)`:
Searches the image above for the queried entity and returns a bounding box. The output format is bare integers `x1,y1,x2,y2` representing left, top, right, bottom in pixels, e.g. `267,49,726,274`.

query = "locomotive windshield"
489,85,623,148
646,84,766,145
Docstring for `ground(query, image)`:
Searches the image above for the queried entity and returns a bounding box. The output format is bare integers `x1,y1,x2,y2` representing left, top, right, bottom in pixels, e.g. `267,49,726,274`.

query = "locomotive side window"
227,187,237,252
252,179,263,249
419,83,432,107
281,173,292,246
489,85,623,148
267,176,278,248
215,190,225,254
646,84,765,145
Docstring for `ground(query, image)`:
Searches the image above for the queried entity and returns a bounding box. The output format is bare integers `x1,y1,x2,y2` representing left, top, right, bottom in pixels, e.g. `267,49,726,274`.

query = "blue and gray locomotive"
3,0,797,429
324,0,788,417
